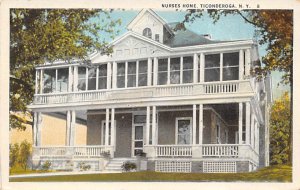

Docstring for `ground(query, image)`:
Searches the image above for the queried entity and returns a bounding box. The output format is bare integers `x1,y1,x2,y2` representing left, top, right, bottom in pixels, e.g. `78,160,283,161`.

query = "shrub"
9,143,20,169
121,161,137,172
78,162,91,171
100,151,110,158
41,161,51,171
18,140,31,170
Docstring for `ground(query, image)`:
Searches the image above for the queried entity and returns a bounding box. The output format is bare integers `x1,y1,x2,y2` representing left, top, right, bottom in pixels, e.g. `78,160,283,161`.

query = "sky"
101,9,290,100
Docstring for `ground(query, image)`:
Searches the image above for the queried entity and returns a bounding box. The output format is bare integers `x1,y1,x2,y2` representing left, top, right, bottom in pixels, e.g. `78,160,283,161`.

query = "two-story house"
29,9,272,173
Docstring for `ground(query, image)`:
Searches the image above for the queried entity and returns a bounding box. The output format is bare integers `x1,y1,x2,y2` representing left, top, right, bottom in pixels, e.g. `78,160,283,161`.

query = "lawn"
10,165,292,182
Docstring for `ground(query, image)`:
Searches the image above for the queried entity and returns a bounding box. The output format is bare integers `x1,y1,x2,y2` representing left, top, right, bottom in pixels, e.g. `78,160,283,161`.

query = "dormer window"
143,28,152,39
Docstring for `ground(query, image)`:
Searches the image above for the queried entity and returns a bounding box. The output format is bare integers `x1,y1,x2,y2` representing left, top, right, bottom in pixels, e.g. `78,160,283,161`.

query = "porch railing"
202,144,239,157
34,145,112,158
155,145,192,157
33,80,252,105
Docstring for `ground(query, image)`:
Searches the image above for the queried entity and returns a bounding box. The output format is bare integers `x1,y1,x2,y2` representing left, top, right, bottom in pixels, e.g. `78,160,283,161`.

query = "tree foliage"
269,92,291,165
176,9,293,84
10,9,121,129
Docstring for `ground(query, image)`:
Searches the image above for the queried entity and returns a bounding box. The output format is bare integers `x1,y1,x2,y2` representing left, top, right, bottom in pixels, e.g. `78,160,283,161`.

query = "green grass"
10,165,292,182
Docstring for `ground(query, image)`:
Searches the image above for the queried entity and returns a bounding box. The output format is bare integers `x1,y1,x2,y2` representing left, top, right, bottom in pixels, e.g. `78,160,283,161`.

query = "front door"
133,124,144,156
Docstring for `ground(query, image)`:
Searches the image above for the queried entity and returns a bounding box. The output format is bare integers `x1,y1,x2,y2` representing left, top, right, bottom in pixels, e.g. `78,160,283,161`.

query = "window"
223,52,239,81
176,118,192,144
205,54,220,82
143,28,152,38
88,68,97,90
43,68,69,93
183,56,193,83
57,68,69,92
170,57,180,84
127,61,136,87
155,34,159,42
43,69,56,93
78,67,87,91
117,62,125,88
98,64,107,89
157,58,168,85
138,60,148,86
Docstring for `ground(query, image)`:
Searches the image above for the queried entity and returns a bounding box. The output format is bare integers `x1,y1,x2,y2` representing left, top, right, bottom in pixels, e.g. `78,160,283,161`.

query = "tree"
176,10,293,84
269,92,291,165
10,9,121,129
18,141,31,171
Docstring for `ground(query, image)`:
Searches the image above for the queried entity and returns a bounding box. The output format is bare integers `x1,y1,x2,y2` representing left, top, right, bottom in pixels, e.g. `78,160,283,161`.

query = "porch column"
245,49,251,77
199,53,204,83
36,112,42,146
193,53,198,83
73,66,78,92
245,102,251,145
33,112,38,146
250,112,255,148
152,106,157,145
68,66,73,92
39,69,44,94
66,111,71,146
146,106,150,145
107,62,112,89
153,58,158,85
105,108,110,146
192,104,197,145
69,110,76,146
35,70,38,94
147,58,152,86
198,104,203,145
255,122,259,153
239,49,244,80
167,57,170,85
238,102,243,144
111,108,115,149
112,61,117,89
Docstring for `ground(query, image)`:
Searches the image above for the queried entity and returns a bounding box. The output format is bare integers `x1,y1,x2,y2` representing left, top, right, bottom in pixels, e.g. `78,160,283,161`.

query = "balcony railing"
155,145,192,157
33,80,252,105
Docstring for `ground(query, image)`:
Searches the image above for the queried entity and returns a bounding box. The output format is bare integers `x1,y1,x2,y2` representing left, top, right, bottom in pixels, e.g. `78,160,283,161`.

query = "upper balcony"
31,50,262,108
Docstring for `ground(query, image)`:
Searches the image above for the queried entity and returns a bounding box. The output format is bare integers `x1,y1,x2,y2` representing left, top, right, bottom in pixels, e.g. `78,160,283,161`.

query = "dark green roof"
164,22,238,47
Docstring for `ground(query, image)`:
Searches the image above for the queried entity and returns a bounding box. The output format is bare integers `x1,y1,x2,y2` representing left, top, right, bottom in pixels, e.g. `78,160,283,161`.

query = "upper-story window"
78,65,108,91
143,28,152,39
204,52,239,82
158,56,194,85
117,60,148,88
43,68,69,93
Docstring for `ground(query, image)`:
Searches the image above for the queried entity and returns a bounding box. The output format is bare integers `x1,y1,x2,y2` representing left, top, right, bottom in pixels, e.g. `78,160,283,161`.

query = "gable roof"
127,9,174,35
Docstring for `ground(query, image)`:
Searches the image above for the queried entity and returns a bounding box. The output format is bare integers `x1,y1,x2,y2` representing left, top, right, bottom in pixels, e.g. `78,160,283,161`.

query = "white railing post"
245,49,251,77
193,53,198,83
146,106,150,145
192,104,197,145
147,58,152,86
105,109,110,146
239,49,244,80
246,102,251,145
152,106,157,145
66,110,71,146
200,53,204,83
239,102,243,145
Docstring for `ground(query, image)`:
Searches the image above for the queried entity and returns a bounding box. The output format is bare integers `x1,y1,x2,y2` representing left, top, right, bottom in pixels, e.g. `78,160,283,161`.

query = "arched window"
143,28,152,38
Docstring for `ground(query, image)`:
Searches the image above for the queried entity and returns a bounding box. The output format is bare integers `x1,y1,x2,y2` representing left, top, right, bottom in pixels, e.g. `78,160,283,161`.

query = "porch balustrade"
33,80,252,105
155,145,192,157
34,145,113,158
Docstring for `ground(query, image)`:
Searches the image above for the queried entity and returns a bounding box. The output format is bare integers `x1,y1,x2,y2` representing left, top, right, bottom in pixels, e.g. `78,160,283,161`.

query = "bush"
78,162,91,171
9,143,20,169
41,161,51,171
121,161,137,172
9,140,31,171
100,151,110,158
19,141,31,170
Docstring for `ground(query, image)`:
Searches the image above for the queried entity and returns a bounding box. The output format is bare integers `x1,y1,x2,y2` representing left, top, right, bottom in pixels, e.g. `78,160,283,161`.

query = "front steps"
104,157,136,172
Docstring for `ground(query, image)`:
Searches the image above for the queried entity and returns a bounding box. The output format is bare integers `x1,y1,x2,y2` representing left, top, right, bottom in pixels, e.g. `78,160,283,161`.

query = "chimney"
203,34,212,40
